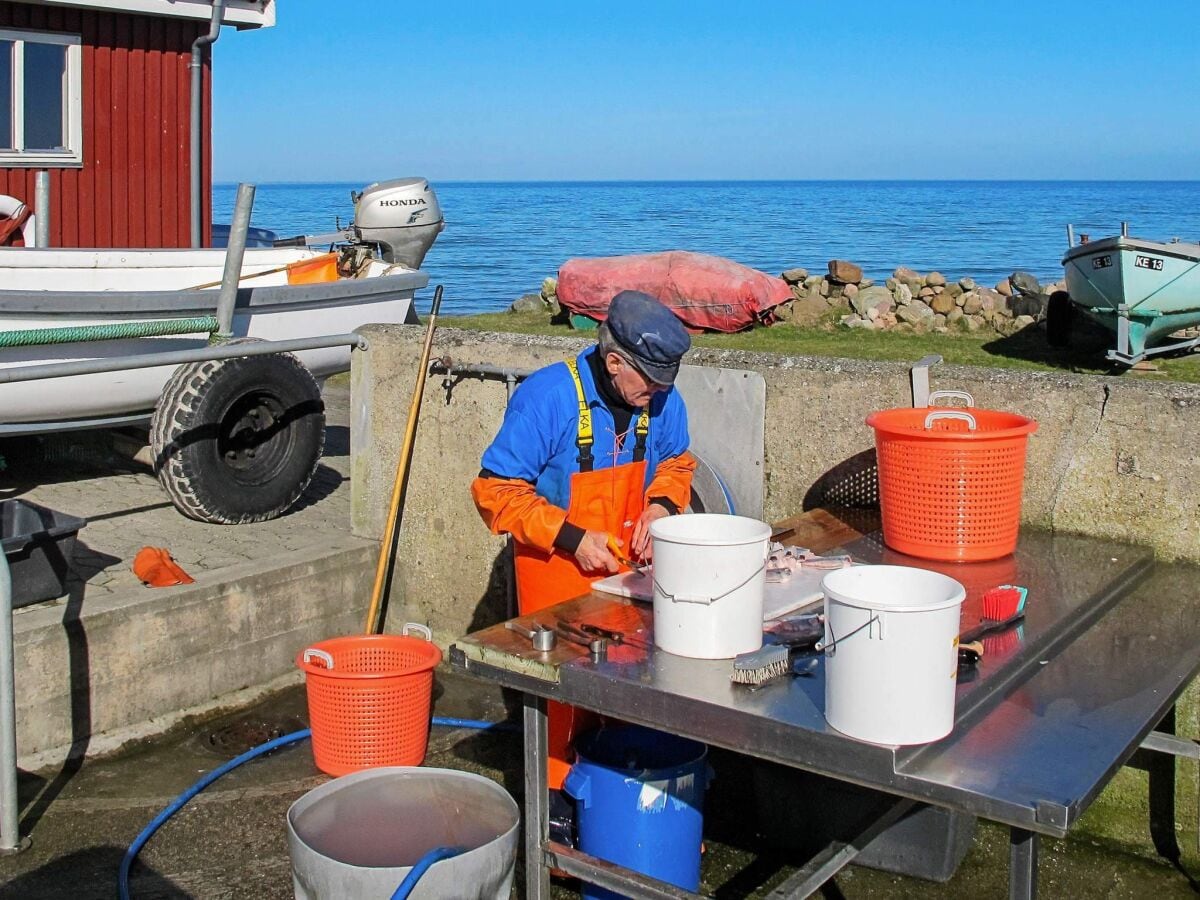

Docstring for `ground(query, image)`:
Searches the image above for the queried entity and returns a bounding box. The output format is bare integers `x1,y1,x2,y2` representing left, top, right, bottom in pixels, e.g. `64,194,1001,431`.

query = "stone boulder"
1007,293,1046,318
828,260,864,284
976,288,1004,312
893,282,914,305
511,293,546,313
958,277,976,291
850,285,893,316
789,294,832,326
962,292,983,315
996,278,1013,297
897,301,934,325
1010,271,1041,296
781,267,809,285
930,292,956,315
926,271,947,287
894,266,921,281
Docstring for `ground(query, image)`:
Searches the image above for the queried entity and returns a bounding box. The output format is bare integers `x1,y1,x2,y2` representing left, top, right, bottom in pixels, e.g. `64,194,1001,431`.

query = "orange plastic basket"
867,403,1038,562
297,625,442,776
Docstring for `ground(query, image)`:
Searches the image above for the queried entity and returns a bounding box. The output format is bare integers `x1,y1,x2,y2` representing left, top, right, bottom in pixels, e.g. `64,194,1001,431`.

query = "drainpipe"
189,0,226,248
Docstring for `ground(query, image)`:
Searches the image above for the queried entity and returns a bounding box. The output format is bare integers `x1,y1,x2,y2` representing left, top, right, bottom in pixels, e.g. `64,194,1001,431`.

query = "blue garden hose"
117,716,516,900
389,845,465,900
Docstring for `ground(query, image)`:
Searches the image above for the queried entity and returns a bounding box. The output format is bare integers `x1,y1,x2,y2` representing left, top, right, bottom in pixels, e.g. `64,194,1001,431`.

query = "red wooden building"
0,0,273,248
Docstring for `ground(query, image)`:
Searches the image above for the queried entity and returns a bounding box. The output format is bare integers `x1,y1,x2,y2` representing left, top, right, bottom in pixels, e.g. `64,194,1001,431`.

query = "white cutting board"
592,566,828,621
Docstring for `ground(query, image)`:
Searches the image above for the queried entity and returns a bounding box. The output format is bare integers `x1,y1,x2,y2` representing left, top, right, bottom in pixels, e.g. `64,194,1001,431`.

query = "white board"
592,566,827,621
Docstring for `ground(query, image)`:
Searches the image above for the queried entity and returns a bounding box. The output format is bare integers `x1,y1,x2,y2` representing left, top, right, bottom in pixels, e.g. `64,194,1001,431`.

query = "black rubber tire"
150,351,325,524
1046,290,1074,348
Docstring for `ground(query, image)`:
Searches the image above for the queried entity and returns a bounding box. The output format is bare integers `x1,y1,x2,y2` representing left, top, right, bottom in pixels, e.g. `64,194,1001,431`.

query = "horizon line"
213,177,1200,186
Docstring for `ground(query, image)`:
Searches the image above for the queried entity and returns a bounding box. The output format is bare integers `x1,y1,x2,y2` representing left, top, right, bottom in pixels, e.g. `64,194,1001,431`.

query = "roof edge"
21,1,275,28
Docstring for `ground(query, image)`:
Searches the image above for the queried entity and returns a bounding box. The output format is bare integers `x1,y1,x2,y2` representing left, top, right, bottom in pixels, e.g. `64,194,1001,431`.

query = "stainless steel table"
451,525,1200,899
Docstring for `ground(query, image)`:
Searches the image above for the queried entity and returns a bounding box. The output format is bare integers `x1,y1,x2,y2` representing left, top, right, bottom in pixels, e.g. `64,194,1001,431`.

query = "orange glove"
132,547,194,587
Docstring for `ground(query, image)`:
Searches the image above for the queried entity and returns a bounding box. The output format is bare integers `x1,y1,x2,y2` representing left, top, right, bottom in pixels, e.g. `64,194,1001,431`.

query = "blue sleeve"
652,388,690,460
480,368,568,481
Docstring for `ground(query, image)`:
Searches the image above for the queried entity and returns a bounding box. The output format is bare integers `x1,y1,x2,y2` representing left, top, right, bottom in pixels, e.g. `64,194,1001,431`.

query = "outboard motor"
352,177,444,268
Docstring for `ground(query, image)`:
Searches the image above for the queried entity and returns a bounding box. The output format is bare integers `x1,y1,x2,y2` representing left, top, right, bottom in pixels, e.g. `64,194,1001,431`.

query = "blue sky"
212,1,1200,182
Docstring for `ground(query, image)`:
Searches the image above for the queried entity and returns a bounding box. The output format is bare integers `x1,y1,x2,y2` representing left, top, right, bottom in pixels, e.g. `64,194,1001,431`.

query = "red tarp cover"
556,251,791,333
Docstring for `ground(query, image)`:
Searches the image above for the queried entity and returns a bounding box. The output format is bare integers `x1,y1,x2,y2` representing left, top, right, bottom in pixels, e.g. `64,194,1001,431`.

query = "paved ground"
1,381,1198,898
1,668,1197,899
0,379,353,600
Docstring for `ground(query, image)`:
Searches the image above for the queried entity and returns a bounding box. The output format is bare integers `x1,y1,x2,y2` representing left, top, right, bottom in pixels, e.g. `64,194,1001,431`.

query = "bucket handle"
924,410,977,431
302,648,334,669
926,389,975,408
402,622,433,641
817,613,881,656
654,561,766,606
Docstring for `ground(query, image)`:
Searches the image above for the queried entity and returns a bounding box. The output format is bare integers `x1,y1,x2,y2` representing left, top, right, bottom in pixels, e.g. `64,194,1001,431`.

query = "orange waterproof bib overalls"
515,358,649,789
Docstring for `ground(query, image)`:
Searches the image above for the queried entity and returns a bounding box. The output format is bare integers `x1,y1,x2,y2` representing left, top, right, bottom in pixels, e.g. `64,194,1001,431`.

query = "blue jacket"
481,346,689,509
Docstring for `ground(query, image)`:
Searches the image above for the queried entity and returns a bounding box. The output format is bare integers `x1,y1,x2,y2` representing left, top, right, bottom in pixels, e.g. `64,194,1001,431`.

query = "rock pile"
777,261,1064,337
512,263,1065,339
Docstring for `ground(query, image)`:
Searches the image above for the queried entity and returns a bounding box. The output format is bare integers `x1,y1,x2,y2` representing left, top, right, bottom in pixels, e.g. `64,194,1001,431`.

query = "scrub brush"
731,644,818,687
731,616,823,687
958,586,1030,666
982,584,1028,622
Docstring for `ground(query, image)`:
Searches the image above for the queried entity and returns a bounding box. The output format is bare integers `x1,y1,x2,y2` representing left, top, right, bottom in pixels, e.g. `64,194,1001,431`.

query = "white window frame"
0,28,83,168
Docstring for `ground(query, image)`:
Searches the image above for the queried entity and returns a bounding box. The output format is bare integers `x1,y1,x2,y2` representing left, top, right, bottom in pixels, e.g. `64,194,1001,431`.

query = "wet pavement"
1,666,1197,899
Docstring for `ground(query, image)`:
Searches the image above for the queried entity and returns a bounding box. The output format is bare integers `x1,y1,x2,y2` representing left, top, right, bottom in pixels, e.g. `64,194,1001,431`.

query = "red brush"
982,585,1028,622
958,586,1029,666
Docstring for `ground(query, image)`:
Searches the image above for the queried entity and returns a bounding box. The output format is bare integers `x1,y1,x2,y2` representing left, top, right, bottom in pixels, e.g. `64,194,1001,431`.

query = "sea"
213,181,1200,317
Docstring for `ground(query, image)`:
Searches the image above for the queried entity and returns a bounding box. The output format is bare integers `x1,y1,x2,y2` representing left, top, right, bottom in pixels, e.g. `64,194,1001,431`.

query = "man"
472,289,695,840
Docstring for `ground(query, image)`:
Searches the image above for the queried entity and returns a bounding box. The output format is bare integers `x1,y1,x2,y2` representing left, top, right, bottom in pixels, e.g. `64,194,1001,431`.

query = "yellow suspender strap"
633,410,650,462
564,359,594,469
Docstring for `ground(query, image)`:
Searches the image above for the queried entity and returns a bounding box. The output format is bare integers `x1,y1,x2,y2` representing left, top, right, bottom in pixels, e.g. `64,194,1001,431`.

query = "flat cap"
606,290,691,385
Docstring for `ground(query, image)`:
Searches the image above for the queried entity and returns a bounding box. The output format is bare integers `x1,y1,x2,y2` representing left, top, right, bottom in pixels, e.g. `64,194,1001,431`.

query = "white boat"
0,177,444,523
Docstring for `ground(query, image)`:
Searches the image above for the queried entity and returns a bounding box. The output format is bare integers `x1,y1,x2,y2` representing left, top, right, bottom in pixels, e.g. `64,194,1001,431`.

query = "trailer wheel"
1046,290,1074,348
151,350,325,524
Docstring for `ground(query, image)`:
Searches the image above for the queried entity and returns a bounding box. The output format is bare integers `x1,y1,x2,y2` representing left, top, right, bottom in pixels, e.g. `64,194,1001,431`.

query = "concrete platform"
1,380,377,763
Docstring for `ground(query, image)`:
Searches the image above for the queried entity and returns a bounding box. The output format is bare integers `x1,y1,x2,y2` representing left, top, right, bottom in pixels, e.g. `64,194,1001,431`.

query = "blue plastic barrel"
564,726,709,899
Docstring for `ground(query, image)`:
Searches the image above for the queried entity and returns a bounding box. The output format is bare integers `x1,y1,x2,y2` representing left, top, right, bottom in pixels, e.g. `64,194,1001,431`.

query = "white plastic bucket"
821,565,965,745
650,514,771,659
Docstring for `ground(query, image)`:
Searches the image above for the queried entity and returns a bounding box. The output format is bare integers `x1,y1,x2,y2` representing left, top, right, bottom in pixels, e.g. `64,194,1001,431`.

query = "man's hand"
631,504,671,560
575,530,620,574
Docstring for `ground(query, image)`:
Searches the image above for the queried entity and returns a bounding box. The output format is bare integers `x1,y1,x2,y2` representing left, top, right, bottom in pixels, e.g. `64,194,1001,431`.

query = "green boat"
1053,226,1200,365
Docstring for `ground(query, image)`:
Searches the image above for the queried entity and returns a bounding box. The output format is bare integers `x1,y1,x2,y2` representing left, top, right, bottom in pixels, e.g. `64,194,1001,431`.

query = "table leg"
1009,827,1039,900
524,693,550,900
1148,704,1180,863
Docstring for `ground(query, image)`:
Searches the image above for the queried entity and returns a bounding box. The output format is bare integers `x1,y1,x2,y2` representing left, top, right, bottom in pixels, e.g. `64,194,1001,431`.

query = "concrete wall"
16,536,373,762
351,324,1200,640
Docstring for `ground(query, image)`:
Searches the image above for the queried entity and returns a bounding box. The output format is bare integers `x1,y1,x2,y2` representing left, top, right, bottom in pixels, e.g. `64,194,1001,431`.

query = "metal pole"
0,332,366,385
215,182,255,339
1066,224,1074,249
33,172,50,248
0,552,22,854
1121,221,1129,238
189,0,225,248
910,354,942,408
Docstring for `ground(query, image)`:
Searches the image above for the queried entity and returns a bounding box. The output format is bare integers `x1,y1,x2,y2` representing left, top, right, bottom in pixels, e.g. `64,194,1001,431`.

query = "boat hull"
1062,237,1200,361
0,248,427,432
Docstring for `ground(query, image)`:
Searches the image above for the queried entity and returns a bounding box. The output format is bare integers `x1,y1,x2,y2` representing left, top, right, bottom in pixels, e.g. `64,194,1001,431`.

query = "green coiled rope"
0,316,219,348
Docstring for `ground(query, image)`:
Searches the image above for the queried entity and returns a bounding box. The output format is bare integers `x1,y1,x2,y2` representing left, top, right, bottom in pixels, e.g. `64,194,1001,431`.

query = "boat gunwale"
1062,236,1200,267
0,269,430,317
